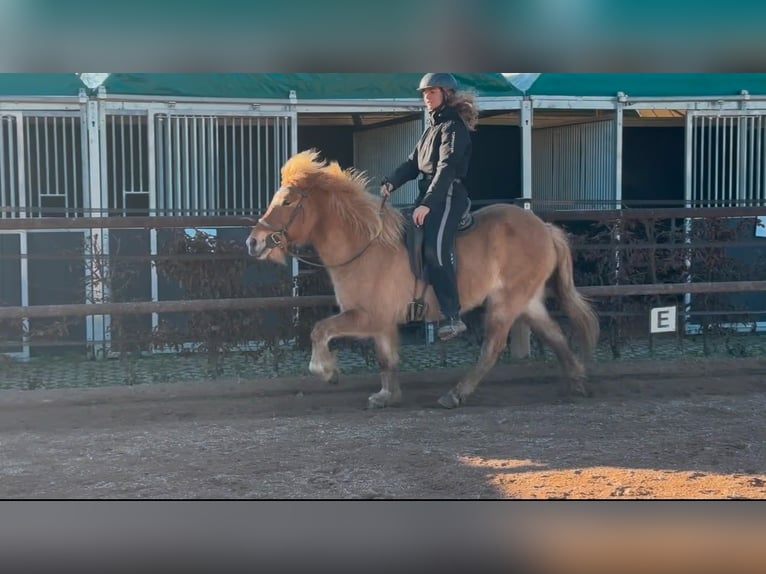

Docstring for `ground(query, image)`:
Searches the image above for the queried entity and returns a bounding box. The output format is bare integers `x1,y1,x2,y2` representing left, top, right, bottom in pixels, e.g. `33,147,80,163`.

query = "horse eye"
281,198,292,206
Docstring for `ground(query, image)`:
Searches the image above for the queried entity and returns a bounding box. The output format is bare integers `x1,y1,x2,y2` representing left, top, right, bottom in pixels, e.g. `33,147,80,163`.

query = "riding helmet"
417,73,458,92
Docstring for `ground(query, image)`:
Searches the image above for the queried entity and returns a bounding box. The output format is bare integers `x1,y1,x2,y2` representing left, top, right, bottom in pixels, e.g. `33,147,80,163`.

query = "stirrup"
406,299,426,323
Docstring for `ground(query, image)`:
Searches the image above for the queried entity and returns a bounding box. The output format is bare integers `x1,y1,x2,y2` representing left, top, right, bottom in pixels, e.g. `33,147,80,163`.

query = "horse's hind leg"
438,296,519,409
367,328,402,409
522,298,588,396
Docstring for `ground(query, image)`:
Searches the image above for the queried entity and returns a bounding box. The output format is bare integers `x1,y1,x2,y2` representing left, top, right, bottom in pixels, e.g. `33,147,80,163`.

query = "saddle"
401,199,475,322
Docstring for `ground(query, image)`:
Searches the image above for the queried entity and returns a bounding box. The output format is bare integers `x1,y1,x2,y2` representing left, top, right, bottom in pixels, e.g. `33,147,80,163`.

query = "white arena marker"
650,306,677,333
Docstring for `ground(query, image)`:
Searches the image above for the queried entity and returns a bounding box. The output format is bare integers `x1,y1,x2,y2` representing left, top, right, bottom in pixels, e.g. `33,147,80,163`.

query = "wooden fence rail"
1,205,765,231
2,281,766,321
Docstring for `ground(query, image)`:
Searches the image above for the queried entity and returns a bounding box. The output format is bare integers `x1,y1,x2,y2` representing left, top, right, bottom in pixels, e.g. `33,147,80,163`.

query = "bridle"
253,186,388,270
254,186,309,251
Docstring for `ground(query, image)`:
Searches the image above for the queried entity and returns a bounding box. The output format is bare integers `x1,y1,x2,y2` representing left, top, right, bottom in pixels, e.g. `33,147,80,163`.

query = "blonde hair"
445,89,479,131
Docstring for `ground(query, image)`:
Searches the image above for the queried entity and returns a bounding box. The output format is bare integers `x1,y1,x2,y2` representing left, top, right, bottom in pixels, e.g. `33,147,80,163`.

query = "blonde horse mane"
281,149,403,249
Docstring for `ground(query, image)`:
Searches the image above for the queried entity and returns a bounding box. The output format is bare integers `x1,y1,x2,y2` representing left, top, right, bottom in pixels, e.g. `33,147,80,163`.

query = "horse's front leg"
366,327,401,409
309,309,372,385
308,309,402,409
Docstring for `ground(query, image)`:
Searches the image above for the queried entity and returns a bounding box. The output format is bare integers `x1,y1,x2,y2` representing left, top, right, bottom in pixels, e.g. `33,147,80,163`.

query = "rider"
380,73,478,341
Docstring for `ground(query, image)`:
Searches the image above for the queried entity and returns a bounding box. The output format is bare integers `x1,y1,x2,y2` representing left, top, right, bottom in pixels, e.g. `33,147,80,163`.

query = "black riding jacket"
385,104,472,209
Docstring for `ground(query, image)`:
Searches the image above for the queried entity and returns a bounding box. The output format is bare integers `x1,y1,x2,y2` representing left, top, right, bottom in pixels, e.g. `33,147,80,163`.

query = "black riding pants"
420,181,469,319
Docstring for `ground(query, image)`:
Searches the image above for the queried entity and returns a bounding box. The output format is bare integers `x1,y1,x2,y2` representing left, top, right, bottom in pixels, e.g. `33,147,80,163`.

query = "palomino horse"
247,150,599,409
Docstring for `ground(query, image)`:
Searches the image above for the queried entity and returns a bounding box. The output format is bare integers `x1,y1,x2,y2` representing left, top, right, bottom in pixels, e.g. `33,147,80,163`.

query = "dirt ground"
0,356,764,499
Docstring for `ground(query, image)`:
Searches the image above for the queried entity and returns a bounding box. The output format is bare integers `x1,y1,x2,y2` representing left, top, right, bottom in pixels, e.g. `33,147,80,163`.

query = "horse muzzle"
246,231,286,259
246,235,269,258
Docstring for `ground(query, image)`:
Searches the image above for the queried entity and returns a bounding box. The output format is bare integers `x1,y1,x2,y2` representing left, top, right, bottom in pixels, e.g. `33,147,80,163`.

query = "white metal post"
510,99,534,359
147,111,159,337
18,231,29,358
615,97,624,206
13,112,30,358
683,110,694,327
614,99,624,285
520,98,533,207
85,95,109,358
286,96,302,335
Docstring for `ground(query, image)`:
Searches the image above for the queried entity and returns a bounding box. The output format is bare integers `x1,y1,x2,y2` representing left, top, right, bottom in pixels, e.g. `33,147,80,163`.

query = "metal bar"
264,118,269,211
19,230,29,356
689,115,696,206
749,116,755,204
107,115,113,213
240,117,245,214
43,117,50,198
129,114,135,193
734,117,747,204
223,117,229,215
120,115,126,209
727,116,733,204
52,117,60,198
713,116,719,205
287,112,301,307
165,114,173,215
30,118,38,214
249,116,254,213
272,117,279,204
721,118,731,204
138,114,144,194
520,100,532,205
183,115,191,215
16,114,25,218
0,116,6,216
79,105,89,217
614,111,622,207
198,116,206,214
695,117,712,207
72,115,79,215
752,116,763,203
194,117,200,215
705,115,712,205
63,117,70,212
169,114,176,214
171,115,179,213
209,116,216,214
257,116,262,212
155,115,164,215
110,115,118,214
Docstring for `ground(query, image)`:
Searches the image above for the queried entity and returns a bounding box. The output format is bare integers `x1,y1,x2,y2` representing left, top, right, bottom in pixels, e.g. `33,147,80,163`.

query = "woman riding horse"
380,73,478,341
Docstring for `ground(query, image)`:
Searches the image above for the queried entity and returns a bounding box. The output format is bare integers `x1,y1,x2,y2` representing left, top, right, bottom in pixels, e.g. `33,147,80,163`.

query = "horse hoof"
570,379,589,397
327,371,340,385
437,390,461,409
366,391,401,409
367,394,388,409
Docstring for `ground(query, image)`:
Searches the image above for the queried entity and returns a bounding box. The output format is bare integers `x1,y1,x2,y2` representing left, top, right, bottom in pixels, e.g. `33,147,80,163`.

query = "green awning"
100,73,522,99
0,74,85,97
524,73,766,97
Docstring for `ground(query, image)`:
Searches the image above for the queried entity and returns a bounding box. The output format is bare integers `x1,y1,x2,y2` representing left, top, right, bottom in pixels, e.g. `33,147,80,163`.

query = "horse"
246,149,600,409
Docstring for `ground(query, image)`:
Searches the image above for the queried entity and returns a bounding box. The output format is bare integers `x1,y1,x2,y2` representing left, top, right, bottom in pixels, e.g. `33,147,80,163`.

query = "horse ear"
326,161,344,177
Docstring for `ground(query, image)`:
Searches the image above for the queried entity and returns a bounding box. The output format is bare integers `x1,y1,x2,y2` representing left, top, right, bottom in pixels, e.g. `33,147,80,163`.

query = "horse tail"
547,224,600,360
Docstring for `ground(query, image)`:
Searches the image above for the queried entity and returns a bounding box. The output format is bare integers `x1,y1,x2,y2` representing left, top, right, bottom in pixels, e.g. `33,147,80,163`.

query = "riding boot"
438,315,467,340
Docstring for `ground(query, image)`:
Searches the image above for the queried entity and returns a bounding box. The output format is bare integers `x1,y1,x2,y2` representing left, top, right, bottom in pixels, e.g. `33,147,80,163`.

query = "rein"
255,187,389,270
